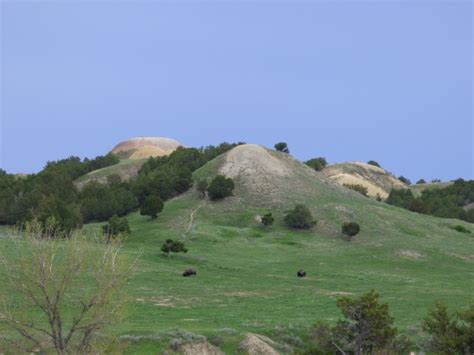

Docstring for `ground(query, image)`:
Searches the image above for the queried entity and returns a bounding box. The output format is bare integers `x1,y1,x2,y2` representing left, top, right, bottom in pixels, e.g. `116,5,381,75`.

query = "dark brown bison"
183,268,197,277
297,269,306,278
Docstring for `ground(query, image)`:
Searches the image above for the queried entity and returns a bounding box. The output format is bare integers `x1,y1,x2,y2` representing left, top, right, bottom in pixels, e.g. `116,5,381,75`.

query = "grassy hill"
75,158,146,188
1,144,473,353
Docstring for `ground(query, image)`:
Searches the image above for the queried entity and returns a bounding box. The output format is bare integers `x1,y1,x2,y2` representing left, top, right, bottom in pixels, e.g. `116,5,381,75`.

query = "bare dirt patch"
239,333,279,355
398,250,423,259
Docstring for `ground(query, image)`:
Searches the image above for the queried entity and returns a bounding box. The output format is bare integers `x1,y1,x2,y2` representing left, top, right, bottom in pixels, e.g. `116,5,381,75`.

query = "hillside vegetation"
1,143,473,353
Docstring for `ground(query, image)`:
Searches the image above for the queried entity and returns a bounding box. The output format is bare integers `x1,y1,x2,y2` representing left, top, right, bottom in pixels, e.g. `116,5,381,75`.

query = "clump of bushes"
416,179,426,184
343,183,369,197
274,142,289,153
261,212,275,227
305,157,327,171
208,175,235,200
140,195,164,219
284,205,315,229
452,225,471,234
102,215,130,242
342,221,360,239
161,239,188,255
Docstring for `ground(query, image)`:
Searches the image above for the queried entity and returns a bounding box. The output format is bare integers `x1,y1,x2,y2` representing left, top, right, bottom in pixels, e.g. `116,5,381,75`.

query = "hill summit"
111,137,181,160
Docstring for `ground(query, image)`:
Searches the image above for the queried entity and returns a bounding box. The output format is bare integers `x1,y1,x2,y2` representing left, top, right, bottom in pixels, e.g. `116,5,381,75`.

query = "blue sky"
1,0,472,181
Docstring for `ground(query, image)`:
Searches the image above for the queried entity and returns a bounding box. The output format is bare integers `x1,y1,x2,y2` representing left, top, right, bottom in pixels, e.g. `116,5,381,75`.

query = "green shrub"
306,291,399,354
208,175,235,200
367,160,381,168
305,157,327,171
161,239,188,255
140,195,164,219
416,179,426,184
274,142,289,153
342,221,360,238
102,215,130,240
344,183,369,197
398,176,412,185
284,205,315,229
422,302,474,354
453,225,471,234
261,212,274,227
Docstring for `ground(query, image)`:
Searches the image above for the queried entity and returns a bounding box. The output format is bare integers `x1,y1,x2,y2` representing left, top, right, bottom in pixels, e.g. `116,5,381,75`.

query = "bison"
183,268,197,277
297,269,306,278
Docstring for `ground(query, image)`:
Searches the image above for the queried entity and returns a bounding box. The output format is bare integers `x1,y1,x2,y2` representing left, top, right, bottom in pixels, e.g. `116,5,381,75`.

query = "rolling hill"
1,144,472,353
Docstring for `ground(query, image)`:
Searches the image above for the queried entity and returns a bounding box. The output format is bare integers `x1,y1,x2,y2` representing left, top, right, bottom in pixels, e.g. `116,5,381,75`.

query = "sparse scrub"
196,179,208,197
343,183,369,197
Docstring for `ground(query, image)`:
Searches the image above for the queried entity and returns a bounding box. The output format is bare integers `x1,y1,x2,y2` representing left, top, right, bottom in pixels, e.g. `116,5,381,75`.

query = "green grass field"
1,146,473,353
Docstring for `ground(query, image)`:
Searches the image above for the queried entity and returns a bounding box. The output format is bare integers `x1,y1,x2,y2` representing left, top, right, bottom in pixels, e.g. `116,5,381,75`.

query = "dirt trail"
182,201,206,237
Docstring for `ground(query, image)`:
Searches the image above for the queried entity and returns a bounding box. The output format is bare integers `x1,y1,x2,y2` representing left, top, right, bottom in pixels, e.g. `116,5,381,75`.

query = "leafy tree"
274,142,289,153
343,184,369,197
305,157,327,171
207,175,235,200
140,195,164,219
398,176,412,185
261,212,275,227
196,179,208,197
0,223,135,354
284,204,315,229
416,179,426,184
367,160,381,168
423,302,474,354
161,239,188,255
342,221,360,239
102,215,130,242
432,178,442,183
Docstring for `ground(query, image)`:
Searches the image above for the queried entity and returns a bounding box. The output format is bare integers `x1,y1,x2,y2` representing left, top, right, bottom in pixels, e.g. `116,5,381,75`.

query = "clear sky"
1,0,472,181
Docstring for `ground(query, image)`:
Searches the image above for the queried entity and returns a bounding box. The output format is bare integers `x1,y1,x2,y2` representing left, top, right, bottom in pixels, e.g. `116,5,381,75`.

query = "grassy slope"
1,148,473,353
75,158,145,187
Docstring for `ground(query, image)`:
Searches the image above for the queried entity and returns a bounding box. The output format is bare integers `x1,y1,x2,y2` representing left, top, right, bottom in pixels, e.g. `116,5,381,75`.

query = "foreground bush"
423,302,474,354
0,222,135,354
306,291,406,354
284,205,315,229
208,175,235,200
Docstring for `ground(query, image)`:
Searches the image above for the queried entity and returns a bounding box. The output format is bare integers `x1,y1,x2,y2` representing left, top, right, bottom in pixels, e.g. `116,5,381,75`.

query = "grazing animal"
297,269,306,278
183,268,197,277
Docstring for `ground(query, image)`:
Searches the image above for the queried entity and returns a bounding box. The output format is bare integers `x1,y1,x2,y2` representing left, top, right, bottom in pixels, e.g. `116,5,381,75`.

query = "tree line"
0,143,243,235
386,179,474,223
